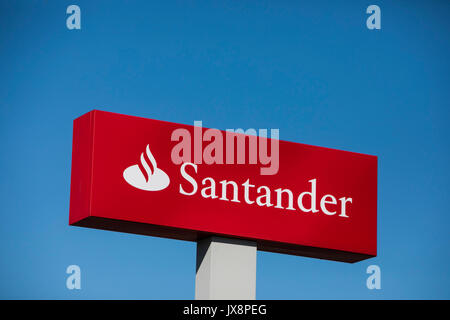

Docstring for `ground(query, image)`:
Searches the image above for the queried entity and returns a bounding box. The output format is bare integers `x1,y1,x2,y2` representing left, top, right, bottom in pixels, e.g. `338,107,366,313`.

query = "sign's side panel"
69,111,95,225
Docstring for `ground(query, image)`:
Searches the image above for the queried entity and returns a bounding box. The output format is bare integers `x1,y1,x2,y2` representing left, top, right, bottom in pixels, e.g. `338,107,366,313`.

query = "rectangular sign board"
69,110,377,262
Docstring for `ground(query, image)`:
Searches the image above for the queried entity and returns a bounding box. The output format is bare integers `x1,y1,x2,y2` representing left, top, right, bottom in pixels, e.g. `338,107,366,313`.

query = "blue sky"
0,0,449,299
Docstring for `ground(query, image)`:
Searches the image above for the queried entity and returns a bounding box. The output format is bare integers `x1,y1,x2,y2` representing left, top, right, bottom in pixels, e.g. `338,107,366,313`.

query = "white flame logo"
123,145,170,191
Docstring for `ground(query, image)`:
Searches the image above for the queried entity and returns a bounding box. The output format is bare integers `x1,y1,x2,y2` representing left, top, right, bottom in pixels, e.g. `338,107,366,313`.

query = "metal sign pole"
195,236,257,300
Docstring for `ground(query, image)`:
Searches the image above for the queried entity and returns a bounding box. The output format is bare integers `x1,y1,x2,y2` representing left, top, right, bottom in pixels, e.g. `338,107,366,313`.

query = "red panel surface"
69,110,377,262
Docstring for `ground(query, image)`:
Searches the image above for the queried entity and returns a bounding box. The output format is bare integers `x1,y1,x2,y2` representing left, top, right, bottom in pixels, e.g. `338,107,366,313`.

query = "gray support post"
195,236,257,300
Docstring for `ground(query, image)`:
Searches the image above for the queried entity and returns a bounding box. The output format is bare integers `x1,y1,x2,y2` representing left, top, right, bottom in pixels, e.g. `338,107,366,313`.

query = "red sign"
69,110,377,262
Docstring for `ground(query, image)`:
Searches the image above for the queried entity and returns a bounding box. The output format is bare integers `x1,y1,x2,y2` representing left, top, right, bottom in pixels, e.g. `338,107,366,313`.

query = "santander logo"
123,145,170,191
123,144,353,219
